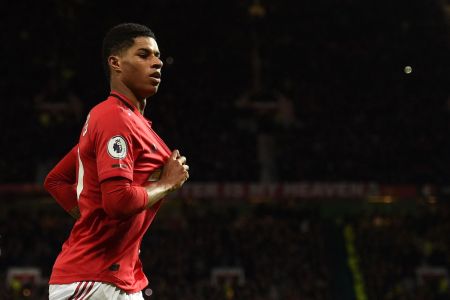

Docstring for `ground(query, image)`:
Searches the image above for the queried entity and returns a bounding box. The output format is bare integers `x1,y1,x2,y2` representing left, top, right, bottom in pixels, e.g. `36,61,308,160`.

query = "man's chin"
143,86,158,98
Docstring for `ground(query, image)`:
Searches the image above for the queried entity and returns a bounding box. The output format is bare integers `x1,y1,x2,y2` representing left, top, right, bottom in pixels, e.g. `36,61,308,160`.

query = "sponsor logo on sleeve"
107,136,127,159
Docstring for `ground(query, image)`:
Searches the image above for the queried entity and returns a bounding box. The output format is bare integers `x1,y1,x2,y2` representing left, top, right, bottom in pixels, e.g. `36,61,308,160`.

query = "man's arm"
144,149,189,208
100,149,189,219
44,145,80,219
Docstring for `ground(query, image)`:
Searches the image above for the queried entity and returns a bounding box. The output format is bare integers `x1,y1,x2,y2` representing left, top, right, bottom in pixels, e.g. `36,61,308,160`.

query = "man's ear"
108,55,121,73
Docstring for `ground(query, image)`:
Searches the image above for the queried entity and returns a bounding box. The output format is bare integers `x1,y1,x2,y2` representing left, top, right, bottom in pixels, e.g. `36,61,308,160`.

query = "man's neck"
110,81,146,114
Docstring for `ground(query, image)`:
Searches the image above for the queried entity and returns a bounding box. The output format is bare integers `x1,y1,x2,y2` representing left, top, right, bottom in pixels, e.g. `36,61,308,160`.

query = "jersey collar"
109,90,137,112
109,90,153,126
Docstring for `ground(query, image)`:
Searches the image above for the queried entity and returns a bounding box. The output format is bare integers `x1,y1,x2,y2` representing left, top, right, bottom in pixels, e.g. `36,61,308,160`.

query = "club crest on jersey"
107,136,127,159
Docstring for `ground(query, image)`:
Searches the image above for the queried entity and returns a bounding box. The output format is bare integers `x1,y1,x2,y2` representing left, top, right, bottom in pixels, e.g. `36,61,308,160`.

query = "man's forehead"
132,36,158,50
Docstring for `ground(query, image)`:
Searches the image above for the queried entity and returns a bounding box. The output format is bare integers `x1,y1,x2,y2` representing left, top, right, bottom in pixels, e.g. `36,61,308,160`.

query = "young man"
44,23,189,300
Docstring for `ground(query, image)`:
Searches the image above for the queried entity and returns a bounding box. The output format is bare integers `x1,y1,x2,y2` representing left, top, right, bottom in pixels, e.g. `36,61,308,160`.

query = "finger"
183,164,189,171
178,156,187,165
170,149,179,160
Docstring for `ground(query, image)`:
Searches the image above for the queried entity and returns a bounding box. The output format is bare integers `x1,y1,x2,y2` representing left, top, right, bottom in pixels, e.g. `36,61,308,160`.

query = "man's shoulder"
88,98,135,132
90,98,133,120
91,97,122,114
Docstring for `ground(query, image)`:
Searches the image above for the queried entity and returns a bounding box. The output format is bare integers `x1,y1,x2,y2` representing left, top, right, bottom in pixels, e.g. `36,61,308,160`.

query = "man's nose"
152,57,163,69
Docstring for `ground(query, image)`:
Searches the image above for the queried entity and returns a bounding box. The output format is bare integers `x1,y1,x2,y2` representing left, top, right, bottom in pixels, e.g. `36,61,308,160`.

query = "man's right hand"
143,150,189,209
159,150,189,191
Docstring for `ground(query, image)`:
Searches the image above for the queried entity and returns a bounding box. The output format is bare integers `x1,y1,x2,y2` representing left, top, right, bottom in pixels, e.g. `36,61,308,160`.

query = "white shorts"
49,281,144,300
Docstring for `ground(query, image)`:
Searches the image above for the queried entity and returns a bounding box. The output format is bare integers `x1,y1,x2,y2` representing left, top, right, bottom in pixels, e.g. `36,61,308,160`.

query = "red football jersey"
49,91,171,293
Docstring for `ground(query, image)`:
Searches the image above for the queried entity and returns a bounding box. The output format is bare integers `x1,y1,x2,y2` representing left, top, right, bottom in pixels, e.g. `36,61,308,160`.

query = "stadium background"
1,0,450,299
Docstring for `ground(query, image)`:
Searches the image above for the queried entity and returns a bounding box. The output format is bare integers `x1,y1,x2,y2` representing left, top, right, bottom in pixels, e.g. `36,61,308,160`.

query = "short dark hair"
102,23,156,78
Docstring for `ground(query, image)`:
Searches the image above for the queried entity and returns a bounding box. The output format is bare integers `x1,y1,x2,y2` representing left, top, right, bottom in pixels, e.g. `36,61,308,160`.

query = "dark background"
1,0,449,184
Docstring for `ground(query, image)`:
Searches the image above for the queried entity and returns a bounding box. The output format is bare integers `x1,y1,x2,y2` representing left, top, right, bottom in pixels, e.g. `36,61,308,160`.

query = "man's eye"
139,53,148,58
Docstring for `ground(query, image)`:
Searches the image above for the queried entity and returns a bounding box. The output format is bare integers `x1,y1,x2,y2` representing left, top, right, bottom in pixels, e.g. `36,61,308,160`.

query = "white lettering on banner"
190,184,202,198
0,182,422,198
248,184,273,197
268,184,279,196
350,184,366,196
336,183,347,197
204,184,218,198
284,183,309,198
184,183,217,198
282,184,295,197
249,184,264,197
223,184,245,198
178,183,375,199
311,184,324,197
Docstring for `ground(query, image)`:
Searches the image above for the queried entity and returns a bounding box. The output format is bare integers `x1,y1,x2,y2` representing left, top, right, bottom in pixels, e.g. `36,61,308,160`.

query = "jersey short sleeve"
93,108,135,183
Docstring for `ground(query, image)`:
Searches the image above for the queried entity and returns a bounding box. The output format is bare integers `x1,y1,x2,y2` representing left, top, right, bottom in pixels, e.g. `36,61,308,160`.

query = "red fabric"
101,178,148,219
44,145,78,212
49,91,171,293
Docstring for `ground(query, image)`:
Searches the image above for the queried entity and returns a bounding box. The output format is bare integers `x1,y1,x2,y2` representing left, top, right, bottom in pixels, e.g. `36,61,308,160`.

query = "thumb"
170,149,180,159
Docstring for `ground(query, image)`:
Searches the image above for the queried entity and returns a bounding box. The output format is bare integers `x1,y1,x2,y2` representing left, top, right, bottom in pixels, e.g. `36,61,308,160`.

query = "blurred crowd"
1,0,449,184
142,202,331,300
1,198,450,299
0,200,331,300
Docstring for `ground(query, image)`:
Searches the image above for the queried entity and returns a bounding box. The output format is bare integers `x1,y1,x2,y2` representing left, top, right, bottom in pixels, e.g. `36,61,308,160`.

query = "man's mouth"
149,72,161,85
149,71,161,79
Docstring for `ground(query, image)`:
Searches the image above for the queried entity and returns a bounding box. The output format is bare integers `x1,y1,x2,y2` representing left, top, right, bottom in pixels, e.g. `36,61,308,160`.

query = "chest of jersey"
79,97,172,187
131,114,171,182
